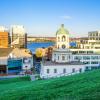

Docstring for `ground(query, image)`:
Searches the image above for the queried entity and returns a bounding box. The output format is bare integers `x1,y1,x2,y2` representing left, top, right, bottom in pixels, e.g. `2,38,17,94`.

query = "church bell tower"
56,24,69,49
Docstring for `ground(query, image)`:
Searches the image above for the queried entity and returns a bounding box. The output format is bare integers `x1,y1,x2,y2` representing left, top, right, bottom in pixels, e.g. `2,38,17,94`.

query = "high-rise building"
88,31,100,40
0,26,7,32
0,26,10,48
11,25,27,48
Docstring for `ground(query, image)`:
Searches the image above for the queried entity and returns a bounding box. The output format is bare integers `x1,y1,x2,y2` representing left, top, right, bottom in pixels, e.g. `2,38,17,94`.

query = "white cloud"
60,15,72,19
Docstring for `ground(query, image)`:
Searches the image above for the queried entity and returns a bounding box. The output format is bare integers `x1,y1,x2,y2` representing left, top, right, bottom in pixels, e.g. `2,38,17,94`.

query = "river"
27,42,55,54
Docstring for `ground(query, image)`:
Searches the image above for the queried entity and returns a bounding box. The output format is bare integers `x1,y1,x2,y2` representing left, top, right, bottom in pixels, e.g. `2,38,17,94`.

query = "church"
40,24,86,78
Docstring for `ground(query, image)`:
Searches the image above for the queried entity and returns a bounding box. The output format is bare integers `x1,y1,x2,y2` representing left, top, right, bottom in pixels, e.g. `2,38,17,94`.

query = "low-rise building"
40,24,86,78
0,48,33,75
40,25,100,79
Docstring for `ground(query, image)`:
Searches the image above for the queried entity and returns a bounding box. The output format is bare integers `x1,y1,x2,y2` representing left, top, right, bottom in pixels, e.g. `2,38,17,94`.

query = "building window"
62,56,65,60
58,37,60,42
63,68,66,73
62,44,66,49
91,56,98,60
58,56,59,60
62,35,66,42
83,56,90,60
72,68,75,73
91,62,98,64
47,69,50,74
79,68,82,73
83,62,90,64
54,69,57,73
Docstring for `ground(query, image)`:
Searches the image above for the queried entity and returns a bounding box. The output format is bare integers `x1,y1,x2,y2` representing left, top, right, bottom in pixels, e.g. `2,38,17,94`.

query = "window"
74,56,81,61
54,69,57,73
62,44,66,49
62,35,66,42
83,56,90,60
79,68,82,73
91,62,98,64
83,62,90,64
72,68,75,73
91,56,98,60
47,69,50,74
96,33,98,36
58,56,59,60
63,68,66,73
62,56,65,60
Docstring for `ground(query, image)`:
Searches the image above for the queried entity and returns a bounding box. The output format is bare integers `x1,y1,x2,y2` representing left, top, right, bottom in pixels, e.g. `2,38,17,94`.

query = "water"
27,42,55,54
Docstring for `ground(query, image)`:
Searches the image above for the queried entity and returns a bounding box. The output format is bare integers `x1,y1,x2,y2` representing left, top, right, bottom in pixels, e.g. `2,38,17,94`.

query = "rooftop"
0,48,13,57
11,48,32,58
56,24,69,35
42,61,84,66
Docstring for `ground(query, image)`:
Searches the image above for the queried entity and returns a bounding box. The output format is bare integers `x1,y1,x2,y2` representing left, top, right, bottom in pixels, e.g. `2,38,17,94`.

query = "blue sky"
0,0,100,37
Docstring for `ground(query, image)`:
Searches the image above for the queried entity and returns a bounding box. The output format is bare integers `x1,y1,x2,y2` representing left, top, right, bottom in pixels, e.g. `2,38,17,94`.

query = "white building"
40,24,86,78
0,26,8,32
11,25,27,48
77,31,100,49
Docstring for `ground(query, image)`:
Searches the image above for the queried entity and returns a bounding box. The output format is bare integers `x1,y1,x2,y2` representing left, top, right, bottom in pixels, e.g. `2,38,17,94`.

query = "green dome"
56,24,69,35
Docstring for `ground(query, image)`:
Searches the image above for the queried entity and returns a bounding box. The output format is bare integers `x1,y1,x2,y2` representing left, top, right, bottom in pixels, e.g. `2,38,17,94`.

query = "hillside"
0,70,100,100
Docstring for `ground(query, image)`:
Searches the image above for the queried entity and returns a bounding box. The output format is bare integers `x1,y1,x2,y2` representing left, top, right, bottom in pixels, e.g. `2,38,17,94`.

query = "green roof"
56,24,69,35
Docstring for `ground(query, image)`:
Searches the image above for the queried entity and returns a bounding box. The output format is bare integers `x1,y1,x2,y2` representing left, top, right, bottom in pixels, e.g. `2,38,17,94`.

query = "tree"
35,48,45,58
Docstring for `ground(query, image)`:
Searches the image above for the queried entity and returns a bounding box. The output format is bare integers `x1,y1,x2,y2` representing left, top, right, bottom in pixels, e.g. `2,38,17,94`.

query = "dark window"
79,68,82,73
62,44,66,49
54,69,57,73
62,35,66,42
62,56,65,60
72,68,75,73
63,68,66,73
58,56,59,60
47,69,50,74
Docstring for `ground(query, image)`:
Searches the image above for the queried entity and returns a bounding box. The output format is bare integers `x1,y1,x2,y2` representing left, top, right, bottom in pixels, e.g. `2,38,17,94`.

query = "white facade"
52,49,72,63
72,54,100,68
40,63,85,78
40,24,86,78
0,26,8,32
56,24,69,49
52,24,71,63
78,31,100,49
40,24,100,78
57,34,69,49
11,25,25,35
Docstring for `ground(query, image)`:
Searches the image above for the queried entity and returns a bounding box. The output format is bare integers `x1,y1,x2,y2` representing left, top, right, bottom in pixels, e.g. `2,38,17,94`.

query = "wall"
0,32,9,48
40,64,85,78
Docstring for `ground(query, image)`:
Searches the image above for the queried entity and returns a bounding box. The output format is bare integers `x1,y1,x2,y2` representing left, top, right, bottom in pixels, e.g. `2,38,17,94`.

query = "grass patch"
0,76,30,84
0,70,100,100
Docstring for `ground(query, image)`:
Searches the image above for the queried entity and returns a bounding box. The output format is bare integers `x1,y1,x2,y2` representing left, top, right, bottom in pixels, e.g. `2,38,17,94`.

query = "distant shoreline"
27,41,55,43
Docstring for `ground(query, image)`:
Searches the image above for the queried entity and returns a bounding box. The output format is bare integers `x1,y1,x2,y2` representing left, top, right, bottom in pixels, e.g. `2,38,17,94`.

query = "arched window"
62,56,65,60
62,44,66,49
62,35,66,42
58,37,60,42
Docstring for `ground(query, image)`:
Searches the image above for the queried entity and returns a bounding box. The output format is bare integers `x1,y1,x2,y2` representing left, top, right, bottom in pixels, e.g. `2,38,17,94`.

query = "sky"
0,0,100,37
